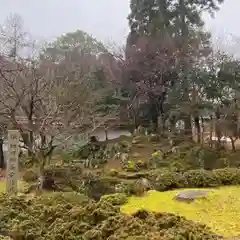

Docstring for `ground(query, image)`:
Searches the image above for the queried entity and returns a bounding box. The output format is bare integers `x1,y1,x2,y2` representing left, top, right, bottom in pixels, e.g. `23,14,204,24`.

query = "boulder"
173,189,210,203
131,178,152,196
140,178,152,189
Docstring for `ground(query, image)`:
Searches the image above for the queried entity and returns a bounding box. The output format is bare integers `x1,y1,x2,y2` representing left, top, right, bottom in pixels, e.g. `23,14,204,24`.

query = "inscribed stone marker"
6,130,20,195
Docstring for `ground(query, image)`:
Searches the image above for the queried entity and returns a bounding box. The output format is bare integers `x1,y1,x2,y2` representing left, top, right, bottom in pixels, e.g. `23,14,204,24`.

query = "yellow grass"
121,186,240,237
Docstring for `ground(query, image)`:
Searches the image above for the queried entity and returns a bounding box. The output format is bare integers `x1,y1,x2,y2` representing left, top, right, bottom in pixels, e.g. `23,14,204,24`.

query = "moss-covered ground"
121,186,240,237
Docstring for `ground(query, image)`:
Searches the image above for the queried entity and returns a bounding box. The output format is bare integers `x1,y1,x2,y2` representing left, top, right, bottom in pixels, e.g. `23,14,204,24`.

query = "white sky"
0,0,239,49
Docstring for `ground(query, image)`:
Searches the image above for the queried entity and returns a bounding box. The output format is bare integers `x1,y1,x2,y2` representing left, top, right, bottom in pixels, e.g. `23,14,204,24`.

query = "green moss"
121,186,240,237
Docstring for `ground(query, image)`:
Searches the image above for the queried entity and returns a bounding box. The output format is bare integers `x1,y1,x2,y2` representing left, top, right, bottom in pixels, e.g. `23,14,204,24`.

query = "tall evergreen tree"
126,0,224,133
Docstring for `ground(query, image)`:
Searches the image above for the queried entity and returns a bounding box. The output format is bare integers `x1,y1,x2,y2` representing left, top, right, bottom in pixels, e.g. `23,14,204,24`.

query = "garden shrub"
43,164,84,191
153,170,188,191
83,174,122,200
213,168,240,185
100,193,128,205
225,150,240,167
183,169,220,188
169,161,186,172
163,143,232,170
114,182,131,195
149,168,240,192
117,171,149,179
33,191,91,206
202,148,220,170
0,194,219,239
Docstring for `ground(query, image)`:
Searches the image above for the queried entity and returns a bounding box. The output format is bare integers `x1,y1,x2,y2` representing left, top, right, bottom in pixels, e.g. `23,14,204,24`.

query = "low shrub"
169,160,187,172
154,170,188,191
150,168,240,191
214,168,240,185
0,194,219,239
43,164,84,192
100,193,128,205
33,191,91,206
114,182,131,195
183,169,220,188
83,174,122,200
163,144,232,170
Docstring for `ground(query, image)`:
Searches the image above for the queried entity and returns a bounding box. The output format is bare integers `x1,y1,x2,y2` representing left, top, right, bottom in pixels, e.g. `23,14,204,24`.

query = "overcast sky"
0,0,239,47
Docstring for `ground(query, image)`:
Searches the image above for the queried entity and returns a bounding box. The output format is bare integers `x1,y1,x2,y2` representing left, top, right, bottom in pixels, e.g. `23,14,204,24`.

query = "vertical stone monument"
6,130,20,195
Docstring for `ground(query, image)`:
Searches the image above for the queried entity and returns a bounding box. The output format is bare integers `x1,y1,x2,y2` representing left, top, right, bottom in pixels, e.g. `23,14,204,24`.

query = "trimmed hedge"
150,168,240,191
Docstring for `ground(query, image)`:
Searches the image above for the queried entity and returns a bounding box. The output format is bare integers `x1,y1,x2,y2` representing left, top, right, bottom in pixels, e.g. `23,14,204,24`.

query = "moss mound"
121,186,240,237
0,193,218,239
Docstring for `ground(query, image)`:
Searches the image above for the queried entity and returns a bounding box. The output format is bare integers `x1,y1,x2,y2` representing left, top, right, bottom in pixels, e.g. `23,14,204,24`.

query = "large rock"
173,189,210,202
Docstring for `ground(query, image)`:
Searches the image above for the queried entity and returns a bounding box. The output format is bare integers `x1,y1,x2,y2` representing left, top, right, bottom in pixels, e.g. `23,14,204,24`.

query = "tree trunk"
104,127,108,141
179,0,192,141
229,137,236,152
215,109,222,149
152,115,158,132
0,138,4,169
37,153,55,191
21,132,34,158
209,115,213,148
130,108,138,129
184,115,192,140
200,116,204,145
194,115,201,143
